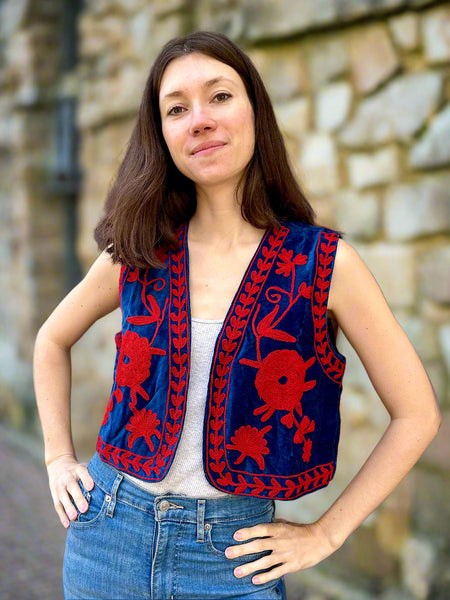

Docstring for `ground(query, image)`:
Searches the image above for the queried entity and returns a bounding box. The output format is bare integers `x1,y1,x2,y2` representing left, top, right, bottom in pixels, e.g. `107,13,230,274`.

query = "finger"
76,464,94,491
51,492,70,529
57,486,79,522
225,538,271,559
233,554,275,579
252,563,288,586
234,523,273,541
67,480,89,514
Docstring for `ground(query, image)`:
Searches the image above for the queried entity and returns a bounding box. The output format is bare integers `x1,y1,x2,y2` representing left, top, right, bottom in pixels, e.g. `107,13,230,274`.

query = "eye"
167,105,185,116
213,92,232,103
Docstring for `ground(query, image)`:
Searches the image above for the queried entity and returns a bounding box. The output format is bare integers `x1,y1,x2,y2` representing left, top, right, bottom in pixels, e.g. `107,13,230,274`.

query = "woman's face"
159,52,255,195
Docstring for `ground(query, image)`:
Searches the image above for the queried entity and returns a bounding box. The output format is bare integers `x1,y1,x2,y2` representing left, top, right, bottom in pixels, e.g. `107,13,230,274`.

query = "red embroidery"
242,349,316,424
206,226,289,494
312,232,345,384
125,407,162,450
226,425,272,470
238,243,316,459
276,248,308,277
99,227,190,478
302,438,313,462
116,330,165,404
215,463,335,499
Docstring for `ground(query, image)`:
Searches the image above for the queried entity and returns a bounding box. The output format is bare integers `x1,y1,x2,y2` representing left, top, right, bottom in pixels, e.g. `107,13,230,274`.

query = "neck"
190,184,262,245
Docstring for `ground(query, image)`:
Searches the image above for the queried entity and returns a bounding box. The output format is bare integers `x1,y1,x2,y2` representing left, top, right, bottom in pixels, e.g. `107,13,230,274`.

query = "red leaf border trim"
205,226,331,500
312,232,345,384
97,226,190,480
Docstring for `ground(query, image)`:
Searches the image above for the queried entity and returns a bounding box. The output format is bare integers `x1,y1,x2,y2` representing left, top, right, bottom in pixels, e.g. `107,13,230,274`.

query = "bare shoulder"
82,249,123,293
38,250,122,348
327,237,400,351
327,238,381,316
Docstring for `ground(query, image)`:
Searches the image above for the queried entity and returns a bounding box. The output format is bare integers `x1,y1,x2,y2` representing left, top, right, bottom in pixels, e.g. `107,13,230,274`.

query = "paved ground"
0,427,66,600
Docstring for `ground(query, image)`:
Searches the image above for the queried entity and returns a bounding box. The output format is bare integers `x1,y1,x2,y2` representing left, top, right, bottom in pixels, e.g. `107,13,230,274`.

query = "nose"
189,104,217,135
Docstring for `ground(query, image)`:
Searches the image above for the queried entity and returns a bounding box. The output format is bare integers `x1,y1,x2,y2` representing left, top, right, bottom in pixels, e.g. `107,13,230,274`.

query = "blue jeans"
63,453,287,599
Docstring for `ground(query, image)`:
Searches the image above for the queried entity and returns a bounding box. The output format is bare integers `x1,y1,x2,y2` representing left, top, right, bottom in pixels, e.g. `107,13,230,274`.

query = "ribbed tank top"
122,317,229,498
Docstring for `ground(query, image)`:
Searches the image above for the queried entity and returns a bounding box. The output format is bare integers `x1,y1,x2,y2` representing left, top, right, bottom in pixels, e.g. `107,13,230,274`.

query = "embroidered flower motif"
226,425,272,470
125,408,162,450
302,438,313,462
116,330,166,402
275,248,308,277
252,349,316,422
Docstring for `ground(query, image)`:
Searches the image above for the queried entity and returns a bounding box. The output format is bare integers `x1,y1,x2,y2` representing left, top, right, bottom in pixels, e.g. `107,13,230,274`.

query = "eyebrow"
161,76,236,101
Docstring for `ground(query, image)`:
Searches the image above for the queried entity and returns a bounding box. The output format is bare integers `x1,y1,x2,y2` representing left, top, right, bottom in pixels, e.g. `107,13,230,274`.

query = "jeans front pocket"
71,481,109,529
205,504,274,564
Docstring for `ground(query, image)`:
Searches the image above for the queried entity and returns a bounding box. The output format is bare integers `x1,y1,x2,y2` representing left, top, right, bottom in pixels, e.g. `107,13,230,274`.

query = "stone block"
347,25,400,94
419,245,450,304
412,470,450,542
348,146,400,190
310,196,336,229
376,505,410,557
127,7,156,59
423,360,448,408
244,0,337,42
304,35,349,88
439,324,450,376
249,44,309,102
395,313,440,363
339,72,442,147
421,410,450,471
388,12,420,51
409,103,450,169
297,133,339,195
316,81,353,132
274,97,311,137
422,6,450,64
401,537,437,600
193,0,244,40
152,0,187,14
354,242,416,308
334,189,380,240
384,174,450,240
332,523,398,580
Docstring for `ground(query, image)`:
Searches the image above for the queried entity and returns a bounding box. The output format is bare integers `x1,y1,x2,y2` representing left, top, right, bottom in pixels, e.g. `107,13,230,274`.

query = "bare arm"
313,240,441,548
33,250,121,527
226,239,441,584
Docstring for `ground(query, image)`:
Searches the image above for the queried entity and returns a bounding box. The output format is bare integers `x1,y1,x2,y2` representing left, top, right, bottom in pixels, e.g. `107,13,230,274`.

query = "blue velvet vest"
97,221,346,500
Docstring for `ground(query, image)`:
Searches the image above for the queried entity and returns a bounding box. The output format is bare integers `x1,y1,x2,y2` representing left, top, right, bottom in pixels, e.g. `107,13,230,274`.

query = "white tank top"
122,317,228,498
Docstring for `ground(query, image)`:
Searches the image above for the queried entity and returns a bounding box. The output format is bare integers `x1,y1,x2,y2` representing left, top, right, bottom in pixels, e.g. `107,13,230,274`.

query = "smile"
191,142,226,156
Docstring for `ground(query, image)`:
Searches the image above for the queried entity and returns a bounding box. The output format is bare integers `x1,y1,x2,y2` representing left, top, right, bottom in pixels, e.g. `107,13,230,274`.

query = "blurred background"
0,0,449,599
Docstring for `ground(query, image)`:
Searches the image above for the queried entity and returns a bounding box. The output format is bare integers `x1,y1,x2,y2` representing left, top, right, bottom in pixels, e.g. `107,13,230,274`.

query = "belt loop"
196,499,206,542
106,473,123,518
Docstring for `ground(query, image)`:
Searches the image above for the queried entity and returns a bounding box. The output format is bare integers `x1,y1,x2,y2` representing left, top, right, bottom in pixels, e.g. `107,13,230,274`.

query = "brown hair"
94,31,315,268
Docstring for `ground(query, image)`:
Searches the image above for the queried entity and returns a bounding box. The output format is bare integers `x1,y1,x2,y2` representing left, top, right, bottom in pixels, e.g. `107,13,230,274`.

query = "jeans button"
159,500,170,512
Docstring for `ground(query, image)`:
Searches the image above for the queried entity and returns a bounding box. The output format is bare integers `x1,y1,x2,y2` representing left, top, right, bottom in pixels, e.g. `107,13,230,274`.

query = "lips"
191,141,226,155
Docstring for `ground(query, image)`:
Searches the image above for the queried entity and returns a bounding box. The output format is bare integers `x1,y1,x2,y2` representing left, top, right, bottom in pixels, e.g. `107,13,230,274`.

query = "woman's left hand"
225,518,338,585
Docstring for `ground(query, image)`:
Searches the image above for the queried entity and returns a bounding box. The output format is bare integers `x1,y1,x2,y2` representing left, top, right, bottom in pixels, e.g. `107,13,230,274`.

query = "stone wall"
1,0,449,598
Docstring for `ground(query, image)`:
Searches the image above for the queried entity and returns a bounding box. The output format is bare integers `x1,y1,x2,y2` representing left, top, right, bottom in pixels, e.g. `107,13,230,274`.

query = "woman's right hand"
46,455,95,528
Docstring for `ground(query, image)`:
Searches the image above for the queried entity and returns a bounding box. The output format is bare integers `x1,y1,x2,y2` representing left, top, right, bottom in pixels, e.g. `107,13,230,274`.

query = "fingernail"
234,532,242,540
234,568,242,578
253,577,260,585
225,548,233,558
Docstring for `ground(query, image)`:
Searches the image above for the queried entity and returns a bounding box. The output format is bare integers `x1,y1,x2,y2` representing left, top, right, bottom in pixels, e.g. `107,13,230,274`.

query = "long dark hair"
94,31,315,268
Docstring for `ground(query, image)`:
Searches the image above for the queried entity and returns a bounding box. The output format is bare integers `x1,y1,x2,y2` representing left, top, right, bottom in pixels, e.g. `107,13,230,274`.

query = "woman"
34,31,440,600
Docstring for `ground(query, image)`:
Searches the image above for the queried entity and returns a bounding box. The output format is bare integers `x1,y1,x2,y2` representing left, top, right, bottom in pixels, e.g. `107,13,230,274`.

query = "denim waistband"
88,453,274,524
